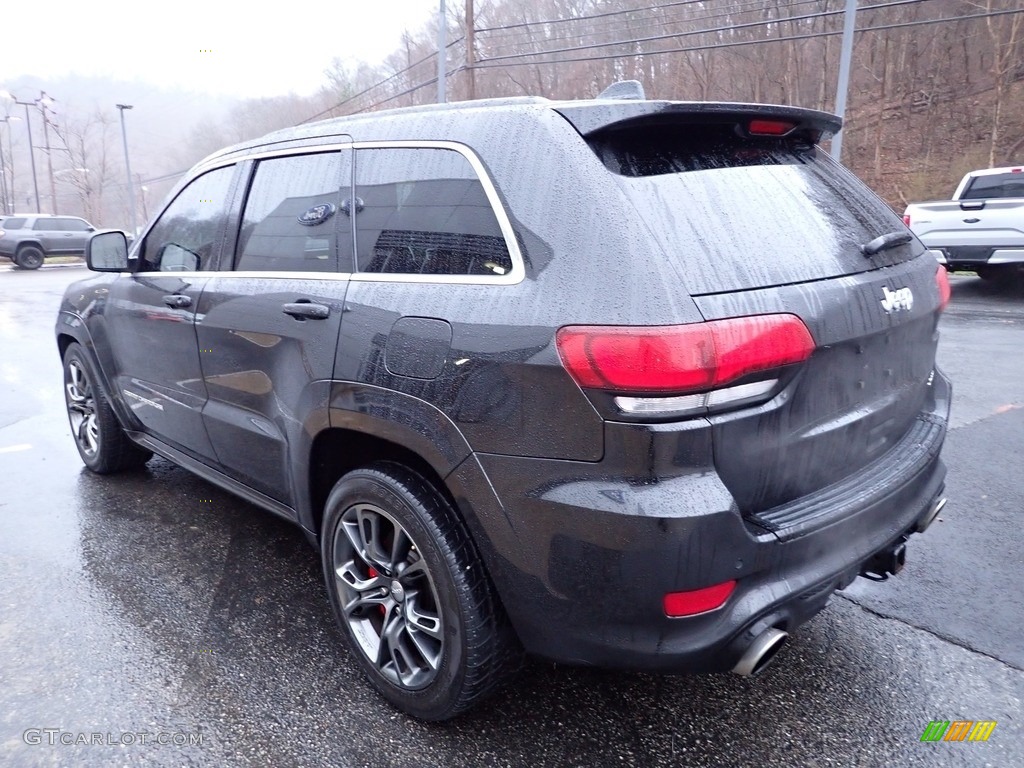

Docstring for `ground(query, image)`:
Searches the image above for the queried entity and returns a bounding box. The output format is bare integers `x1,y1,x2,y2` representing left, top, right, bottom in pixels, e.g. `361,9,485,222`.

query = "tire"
63,343,152,473
321,462,520,720
15,245,45,270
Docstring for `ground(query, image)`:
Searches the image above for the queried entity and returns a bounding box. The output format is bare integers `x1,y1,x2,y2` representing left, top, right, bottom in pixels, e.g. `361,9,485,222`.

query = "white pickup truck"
903,166,1024,281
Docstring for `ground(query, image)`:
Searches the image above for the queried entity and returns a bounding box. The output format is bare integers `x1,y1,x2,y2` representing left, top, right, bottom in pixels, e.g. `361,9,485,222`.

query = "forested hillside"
305,0,1023,207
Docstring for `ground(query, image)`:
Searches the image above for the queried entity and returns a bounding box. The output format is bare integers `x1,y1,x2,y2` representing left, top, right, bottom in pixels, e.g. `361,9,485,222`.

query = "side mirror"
86,230,129,272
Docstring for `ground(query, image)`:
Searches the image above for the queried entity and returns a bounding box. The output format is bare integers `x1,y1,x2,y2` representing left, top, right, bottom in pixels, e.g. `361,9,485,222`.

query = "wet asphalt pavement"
1,265,1021,767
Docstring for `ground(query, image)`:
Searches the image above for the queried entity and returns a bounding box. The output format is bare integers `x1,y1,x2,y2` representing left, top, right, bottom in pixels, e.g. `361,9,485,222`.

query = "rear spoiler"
553,101,842,142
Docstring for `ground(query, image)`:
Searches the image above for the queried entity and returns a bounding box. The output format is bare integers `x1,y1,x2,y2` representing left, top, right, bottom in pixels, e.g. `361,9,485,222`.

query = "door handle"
283,302,330,320
162,294,192,309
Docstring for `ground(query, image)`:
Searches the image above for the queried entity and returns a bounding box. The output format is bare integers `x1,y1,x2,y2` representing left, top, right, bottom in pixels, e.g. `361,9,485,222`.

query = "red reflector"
902,214,911,227
936,265,951,311
555,315,814,394
748,119,795,136
1011,168,1022,173
664,580,737,617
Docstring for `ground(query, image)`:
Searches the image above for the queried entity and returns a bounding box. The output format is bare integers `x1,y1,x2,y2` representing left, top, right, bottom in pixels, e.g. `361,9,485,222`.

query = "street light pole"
115,104,137,235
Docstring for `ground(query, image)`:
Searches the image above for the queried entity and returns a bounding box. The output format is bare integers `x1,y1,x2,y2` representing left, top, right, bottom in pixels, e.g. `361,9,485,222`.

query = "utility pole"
831,0,858,162
39,92,58,214
466,0,476,101
437,0,447,104
13,99,41,211
116,104,137,236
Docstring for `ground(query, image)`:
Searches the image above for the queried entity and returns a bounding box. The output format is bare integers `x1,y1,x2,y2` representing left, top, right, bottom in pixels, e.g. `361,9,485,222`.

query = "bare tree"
50,109,115,224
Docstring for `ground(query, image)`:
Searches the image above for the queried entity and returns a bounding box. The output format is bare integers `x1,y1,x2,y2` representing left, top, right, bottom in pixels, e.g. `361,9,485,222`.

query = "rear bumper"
448,369,951,672
929,245,1024,269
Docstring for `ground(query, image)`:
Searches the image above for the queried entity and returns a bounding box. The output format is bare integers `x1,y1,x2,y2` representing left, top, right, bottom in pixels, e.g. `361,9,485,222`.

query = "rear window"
960,172,1024,200
589,124,912,294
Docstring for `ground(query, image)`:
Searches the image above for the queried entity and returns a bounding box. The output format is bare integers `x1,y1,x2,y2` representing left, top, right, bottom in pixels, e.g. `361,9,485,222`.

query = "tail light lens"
555,314,815,395
902,214,911,227
936,266,951,311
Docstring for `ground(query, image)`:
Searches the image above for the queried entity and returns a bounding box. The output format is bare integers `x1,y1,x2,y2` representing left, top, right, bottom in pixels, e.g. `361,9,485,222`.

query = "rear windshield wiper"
861,231,912,256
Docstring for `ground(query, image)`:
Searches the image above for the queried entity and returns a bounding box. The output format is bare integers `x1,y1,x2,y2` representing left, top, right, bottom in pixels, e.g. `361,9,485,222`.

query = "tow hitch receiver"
860,537,907,582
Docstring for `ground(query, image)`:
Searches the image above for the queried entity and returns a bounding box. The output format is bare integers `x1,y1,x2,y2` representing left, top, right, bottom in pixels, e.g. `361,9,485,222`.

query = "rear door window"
235,150,353,273
589,124,913,294
354,146,513,277
2,218,26,229
52,217,91,231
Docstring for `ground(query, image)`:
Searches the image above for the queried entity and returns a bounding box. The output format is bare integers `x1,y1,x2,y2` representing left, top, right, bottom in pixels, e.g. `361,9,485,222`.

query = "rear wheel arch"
308,427,463,543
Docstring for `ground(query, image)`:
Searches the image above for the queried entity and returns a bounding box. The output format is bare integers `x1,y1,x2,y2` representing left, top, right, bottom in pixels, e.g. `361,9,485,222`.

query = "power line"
476,0,716,33
473,6,1024,69
353,66,467,115
478,0,941,65
479,0,833,53
479,0,832,43
300,36,466,125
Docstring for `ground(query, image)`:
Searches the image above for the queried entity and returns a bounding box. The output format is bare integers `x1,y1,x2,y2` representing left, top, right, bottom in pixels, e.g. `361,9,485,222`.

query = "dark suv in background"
56,83,951,720
0,213,95,268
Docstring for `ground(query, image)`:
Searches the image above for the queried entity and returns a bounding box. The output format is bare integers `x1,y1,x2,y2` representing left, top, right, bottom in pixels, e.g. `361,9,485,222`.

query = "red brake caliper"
367,567,386,616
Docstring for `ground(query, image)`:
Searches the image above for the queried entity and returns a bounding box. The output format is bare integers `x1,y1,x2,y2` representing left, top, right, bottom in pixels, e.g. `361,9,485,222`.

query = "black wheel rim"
22,251,43,268
331,503,444,690
65,359,99,458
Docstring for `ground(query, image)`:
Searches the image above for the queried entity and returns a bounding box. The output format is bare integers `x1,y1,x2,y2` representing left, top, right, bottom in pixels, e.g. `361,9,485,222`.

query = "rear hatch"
559,104,945,515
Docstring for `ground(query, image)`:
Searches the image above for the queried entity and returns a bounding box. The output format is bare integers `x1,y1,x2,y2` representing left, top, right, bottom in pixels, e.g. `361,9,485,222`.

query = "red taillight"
902,214,911,227
936,266,951,311
664,580,736,617
748,119,795,136
555,315,814,394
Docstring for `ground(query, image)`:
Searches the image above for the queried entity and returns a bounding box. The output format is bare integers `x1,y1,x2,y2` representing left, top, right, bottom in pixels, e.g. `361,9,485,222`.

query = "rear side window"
236,151,352,273
961,172,1024,200
354,147,512,277
51,217,91,231
589,123,912,294
2,217,26,229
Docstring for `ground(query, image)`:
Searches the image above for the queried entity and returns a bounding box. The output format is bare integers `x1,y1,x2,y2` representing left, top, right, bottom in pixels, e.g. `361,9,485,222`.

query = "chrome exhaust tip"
732,627,789,677
916,496,947,533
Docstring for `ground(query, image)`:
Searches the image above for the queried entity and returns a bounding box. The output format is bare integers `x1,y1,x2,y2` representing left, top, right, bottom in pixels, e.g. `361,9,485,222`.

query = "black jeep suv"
56,84,951,720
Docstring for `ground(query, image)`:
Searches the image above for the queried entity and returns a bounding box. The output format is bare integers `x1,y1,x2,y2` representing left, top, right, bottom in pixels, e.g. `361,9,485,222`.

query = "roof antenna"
596,80,646,101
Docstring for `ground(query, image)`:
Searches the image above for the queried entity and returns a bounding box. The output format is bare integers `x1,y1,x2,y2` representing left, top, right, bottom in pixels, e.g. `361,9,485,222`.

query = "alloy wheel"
65,360,100,457
332,503,444,689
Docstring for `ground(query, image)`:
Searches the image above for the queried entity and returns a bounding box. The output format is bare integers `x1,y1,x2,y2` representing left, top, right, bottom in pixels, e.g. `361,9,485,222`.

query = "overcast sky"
1,0,441,98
